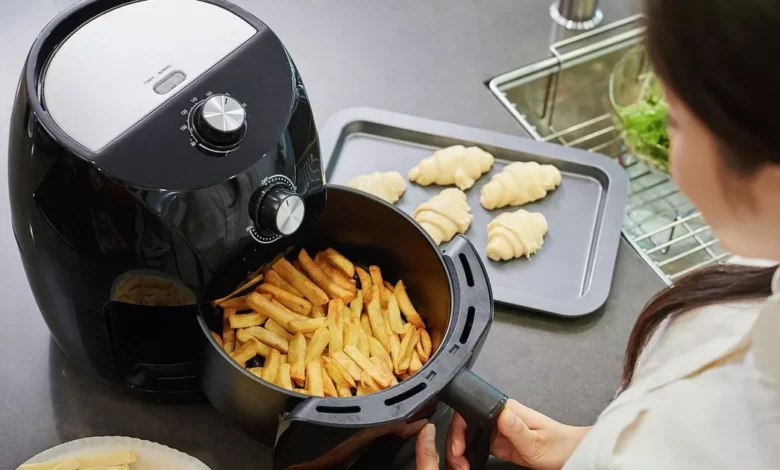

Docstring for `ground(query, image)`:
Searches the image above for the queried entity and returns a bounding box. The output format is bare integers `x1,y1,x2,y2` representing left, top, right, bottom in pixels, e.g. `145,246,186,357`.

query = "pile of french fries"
211,247,434,396
19,450,136,470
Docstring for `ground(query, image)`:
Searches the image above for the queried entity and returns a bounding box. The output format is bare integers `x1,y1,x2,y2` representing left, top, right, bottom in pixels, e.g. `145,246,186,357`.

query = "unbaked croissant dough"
409,145,494,190
480,161,561,210
346,171,406,203
486,209,548,261
412,188,473,245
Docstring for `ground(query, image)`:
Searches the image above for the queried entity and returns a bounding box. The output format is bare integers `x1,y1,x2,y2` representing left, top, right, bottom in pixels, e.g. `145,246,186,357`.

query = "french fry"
349,292,363,324
415,340,430,364
368,337,393,373
321,360,339,397
289,317,327,334
416,328,431,363
235,332,272,357
311,304,325,318
345,345,392,388
230,340,258,367
257,283,312,316
265,318,293,342
357,326,371,358
266,269,303,297
381,306,394,340
281,354,288,363
384,281,394,294
323,247,355,278
229,311,267,329
294,388,309,395
316,253,357,292
210,331,223,348
20,451,139,469
289,333,307,386
262,349,282,382
360,370,382,393
306,361,325,396
337,385,353,397
409,350,423,374
356,267,373,304
398,328,420,374
235,335,245,351
218,295,249,310
344,322,361,352
247,292,297,329
222,308,236,353
211,273,264,306
322,356,356,388
387,294,406,335
327,299,345,356
244,326,289,353
389,333,401,368
369,266,389,307
394,324,415,374
394,281,425,328
360,313,372,335
277,363,294,390
367,284,391,351
356,384,367,396
305,327,330,364
299,249,355,303
332,350,363,382
419,327,433,357
370,356,396,386
274,257,329,305
271,299,310,322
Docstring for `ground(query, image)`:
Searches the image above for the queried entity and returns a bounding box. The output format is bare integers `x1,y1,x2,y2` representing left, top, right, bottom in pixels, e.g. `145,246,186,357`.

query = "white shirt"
564,260,780,469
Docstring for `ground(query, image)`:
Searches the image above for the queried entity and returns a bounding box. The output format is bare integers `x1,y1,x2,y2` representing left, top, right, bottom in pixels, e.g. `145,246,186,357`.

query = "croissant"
346,171,406,203
480,161,561,210
412,188,473,245
486,209,548,261
408,145,494,190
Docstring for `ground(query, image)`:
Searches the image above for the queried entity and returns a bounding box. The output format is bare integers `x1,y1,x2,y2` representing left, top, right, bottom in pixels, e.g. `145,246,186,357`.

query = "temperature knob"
191,94,246,149
250,186,305,237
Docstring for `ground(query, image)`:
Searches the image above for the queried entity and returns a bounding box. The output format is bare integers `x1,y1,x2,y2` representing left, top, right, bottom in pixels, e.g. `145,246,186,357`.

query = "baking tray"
319,108,628,317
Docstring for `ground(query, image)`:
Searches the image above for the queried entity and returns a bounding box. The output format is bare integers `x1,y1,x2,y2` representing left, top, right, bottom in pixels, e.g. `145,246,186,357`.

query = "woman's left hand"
416,423,440,469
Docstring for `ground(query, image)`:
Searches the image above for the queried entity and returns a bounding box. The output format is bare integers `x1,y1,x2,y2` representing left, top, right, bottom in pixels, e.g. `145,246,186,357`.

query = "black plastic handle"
439,368,507,470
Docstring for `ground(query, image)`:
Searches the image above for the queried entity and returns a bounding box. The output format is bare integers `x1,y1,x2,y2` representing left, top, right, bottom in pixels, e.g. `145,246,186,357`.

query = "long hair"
622,0,780,388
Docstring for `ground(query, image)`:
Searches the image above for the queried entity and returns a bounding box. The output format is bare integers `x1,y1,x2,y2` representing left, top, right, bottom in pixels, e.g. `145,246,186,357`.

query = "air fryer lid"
42,0,256,153
198,187,506,470
30,0,296,190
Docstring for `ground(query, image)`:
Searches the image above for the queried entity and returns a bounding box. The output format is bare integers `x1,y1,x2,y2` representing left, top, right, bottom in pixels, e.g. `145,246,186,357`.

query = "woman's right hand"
446,399,590,470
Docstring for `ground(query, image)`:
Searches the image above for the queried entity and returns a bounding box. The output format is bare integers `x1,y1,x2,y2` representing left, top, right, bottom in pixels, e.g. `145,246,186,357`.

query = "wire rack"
488,15,730,284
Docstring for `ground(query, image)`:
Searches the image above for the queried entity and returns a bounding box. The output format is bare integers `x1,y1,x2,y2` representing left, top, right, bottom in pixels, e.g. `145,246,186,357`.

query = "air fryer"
8,1,508,469
9,0,325,399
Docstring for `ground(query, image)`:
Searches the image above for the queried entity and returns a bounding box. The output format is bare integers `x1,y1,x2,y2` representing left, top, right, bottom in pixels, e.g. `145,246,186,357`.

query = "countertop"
0,0,663,468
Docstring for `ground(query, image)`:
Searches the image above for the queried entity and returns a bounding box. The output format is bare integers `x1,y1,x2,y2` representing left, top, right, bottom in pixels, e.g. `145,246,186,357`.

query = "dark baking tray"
319,108,628,317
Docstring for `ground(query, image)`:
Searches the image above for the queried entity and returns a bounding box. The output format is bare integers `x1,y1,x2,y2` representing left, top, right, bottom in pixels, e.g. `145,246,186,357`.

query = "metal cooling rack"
487,15,729,284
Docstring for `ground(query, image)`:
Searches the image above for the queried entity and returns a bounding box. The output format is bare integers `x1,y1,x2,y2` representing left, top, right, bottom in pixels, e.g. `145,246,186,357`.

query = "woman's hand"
446,399,590,470
416,423,441,470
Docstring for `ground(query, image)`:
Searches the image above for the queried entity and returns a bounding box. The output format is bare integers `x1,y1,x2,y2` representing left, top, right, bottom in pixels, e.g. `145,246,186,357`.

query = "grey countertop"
0,0,663,468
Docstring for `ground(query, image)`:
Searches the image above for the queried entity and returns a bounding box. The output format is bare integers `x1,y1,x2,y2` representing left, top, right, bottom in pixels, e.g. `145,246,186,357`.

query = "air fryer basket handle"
437,235,507,470
440,369,507,470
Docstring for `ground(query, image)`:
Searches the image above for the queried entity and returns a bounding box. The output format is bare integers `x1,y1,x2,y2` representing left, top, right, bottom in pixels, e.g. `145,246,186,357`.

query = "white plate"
19,436,211,470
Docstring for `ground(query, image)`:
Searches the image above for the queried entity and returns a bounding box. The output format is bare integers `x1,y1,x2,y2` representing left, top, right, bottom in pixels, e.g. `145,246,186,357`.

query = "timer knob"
191,94,246,149
250,186,305,237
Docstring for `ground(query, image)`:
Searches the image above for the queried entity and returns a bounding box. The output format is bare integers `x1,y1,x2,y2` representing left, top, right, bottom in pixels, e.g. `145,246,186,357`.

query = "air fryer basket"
197,186,506,469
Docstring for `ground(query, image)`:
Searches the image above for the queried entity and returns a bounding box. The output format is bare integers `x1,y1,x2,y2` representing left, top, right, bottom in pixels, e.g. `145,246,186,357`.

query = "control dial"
191,94,246,149
250,186,305,237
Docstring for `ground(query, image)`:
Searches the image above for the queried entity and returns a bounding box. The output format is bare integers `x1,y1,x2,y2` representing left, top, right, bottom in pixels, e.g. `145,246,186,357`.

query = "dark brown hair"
622,0,780,388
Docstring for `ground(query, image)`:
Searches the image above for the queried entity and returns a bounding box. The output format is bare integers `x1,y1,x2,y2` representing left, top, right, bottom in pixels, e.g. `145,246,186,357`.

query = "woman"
417,0,780,468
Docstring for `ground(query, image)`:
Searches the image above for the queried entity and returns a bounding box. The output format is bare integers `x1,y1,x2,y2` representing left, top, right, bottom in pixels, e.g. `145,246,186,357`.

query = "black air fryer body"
10,1,509,468
9,0,325,400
